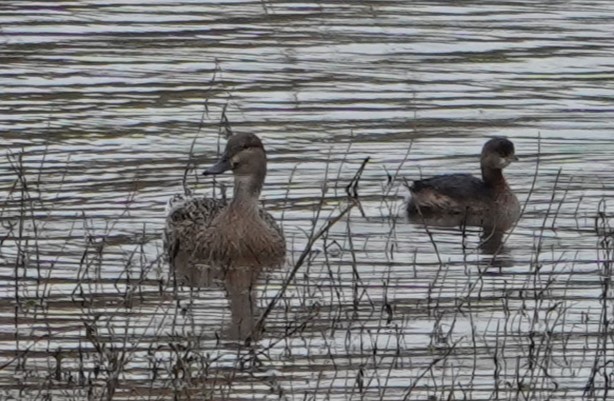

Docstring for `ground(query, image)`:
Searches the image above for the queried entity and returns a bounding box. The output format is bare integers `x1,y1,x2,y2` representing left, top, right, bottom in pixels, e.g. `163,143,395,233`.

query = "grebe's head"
481,137,518,170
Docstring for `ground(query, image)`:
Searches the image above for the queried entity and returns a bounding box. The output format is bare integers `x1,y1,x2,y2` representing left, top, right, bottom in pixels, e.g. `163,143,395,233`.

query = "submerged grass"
0,132,612,401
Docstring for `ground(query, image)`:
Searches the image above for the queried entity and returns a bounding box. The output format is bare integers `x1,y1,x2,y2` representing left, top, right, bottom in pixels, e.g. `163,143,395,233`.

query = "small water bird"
164,132,286,286
407,136,520,233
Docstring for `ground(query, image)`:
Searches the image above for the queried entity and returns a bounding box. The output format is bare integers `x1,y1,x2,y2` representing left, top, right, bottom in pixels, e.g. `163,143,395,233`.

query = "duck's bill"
203,155,231,175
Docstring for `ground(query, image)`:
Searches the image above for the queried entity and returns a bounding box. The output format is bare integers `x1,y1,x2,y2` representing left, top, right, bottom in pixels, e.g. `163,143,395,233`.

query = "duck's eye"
228,154,240,169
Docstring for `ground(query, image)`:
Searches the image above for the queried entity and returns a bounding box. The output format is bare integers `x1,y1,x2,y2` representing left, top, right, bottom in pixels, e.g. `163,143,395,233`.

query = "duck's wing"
163,195,227,263
258,209,285,240
408,173,490,214
166,195,226,226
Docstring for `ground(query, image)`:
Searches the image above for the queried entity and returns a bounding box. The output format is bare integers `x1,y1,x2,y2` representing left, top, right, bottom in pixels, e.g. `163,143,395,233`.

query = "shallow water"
1,1,613,400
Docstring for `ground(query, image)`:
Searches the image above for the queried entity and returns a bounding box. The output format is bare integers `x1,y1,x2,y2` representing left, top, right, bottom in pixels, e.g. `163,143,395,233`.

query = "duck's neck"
481,166,507,189
229,175,262,214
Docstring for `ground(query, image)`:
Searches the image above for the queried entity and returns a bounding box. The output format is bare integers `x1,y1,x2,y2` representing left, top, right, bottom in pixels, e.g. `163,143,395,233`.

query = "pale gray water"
1,1,613,400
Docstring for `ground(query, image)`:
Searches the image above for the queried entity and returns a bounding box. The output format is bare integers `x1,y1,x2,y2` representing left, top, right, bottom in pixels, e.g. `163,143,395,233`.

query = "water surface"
1,1,613,400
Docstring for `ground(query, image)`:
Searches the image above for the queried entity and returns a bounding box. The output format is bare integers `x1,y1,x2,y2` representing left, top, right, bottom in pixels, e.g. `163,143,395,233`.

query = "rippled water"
1,1,613,400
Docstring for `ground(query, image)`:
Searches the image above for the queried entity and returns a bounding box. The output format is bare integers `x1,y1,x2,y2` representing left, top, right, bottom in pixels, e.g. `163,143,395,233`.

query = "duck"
407,136,520,232
164,132,286,287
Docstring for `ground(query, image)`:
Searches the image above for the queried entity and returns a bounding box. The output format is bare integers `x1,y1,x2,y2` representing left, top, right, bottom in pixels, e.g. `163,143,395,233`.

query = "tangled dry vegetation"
1,139,612,401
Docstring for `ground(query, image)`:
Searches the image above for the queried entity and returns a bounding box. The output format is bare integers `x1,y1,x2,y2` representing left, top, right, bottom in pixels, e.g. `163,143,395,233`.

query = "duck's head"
203,133,267,196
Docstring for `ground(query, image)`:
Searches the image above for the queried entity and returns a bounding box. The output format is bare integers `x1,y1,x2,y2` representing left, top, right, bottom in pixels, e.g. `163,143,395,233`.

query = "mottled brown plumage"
164,133,286,287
